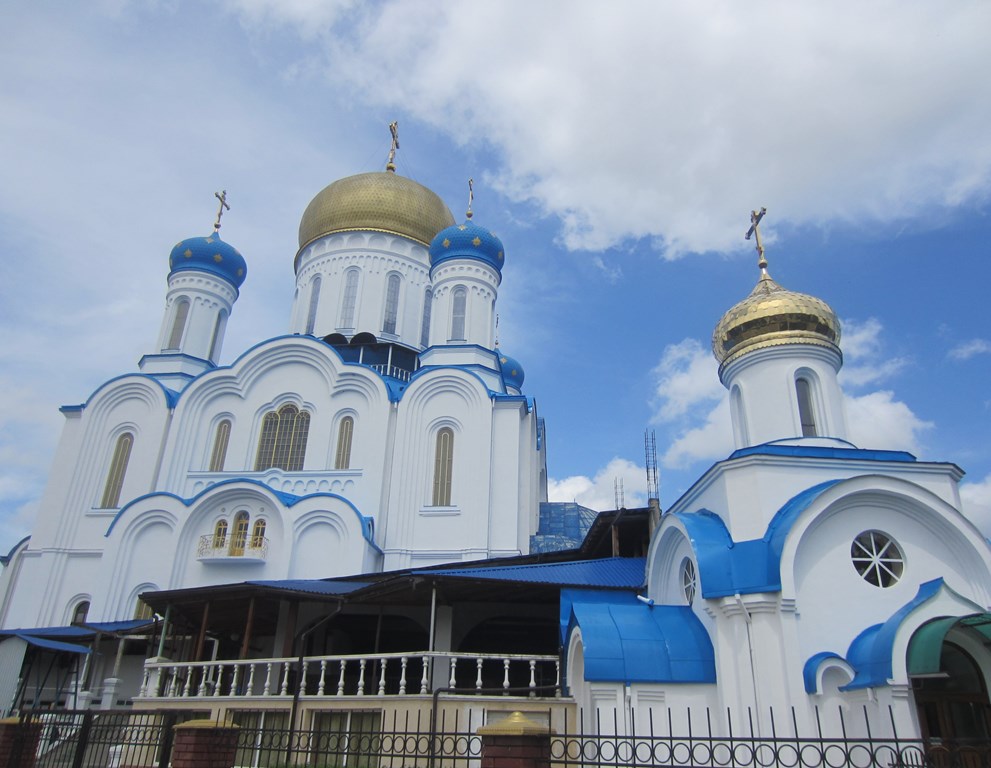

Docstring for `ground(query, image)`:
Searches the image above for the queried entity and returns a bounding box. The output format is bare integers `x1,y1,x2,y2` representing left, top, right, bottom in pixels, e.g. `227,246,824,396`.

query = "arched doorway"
912,618,991,742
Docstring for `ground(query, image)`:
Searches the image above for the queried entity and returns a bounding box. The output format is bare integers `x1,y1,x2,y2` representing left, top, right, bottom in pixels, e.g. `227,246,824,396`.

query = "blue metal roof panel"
246,579,374,596
429,557,645,588
19,635,92,654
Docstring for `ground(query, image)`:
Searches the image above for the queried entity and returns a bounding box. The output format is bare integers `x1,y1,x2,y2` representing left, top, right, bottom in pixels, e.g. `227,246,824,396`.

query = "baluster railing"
399,656,408,695
475,658,484,691
279,661,291,695
318,659,327,696
337,659,347,696
420,656,430,694
246,663,257,696
262,662,273,696
378,658,388,695
449,657,457,687
502,658,510,693
357,659,367,696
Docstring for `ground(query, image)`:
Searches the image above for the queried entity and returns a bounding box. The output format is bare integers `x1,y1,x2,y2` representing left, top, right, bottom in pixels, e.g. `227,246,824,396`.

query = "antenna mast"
645,429,661,533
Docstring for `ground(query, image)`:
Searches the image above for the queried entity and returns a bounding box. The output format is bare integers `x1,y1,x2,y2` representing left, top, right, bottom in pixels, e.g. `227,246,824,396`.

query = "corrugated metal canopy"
428,557,646,588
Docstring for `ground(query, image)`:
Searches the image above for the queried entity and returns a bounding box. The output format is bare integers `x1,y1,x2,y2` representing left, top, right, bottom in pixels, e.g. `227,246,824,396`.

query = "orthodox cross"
213,190,230,232
386,121,400,171
746,206,768,273
466,178,474,219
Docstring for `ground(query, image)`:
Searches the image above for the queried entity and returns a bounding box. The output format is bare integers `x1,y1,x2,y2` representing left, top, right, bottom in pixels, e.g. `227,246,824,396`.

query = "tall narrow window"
209,419,231,472
340,269,359,329
796,377,818,437
432,427,454,506
451,287,467,341
383,273,401,335
167,298,190,350
230,511,250,556
251,519,267,549
213,519,228,548
101,432,134,508
254,404,310,471
305,276,321,334
420,289,432,348
335,416,354,470
208,310,227,361
72,601,90,625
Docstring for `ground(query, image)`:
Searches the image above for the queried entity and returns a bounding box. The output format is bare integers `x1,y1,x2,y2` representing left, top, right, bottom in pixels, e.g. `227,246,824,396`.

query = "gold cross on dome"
466,178,474,219
386,121,400,171
214,190,230,231
745,207,768,273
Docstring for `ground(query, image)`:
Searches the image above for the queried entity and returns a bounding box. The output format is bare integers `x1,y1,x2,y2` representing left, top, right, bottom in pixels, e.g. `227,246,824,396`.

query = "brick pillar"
477,711,553,768
0,717,42,768
171,721,240,768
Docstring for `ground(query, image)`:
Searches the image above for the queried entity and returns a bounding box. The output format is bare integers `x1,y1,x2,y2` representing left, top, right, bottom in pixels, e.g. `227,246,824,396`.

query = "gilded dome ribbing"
712,272,841,366
298,171,455,250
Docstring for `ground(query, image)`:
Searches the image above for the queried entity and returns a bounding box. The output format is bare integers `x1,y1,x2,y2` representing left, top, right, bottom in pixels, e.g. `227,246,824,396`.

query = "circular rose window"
851,530,904,588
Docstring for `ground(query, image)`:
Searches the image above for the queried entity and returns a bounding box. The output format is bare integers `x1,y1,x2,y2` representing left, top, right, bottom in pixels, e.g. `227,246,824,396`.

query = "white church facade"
1,155,990,745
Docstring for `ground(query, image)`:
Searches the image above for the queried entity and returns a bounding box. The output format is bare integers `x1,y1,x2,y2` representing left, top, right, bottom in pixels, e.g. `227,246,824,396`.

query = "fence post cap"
477,711,553,736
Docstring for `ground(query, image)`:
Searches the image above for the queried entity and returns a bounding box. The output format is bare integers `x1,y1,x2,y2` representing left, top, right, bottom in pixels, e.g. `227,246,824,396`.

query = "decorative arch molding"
64,593,93,625
803,653,856,694
646,523,697,605
83,376,174,422
777,474,991,601
292,508,352,544
400,370,490,416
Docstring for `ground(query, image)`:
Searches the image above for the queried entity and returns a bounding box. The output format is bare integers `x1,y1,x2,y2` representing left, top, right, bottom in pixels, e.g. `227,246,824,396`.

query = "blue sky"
1,1,989,554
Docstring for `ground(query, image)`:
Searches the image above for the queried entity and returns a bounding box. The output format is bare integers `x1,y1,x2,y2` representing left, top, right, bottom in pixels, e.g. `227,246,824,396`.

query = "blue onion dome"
169,231,247,289
496,348,525,389
429,218,505,275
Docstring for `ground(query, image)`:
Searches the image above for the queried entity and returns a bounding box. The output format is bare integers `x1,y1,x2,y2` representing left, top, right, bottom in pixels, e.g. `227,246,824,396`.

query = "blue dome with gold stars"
429,219,504,275
496,348,525,390
169,232,247,289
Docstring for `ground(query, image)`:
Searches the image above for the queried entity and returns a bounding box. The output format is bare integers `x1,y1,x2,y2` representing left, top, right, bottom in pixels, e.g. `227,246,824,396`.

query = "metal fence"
7,705,991,768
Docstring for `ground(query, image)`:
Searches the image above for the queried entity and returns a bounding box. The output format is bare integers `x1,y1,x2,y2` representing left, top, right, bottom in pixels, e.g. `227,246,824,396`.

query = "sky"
1,1,990,555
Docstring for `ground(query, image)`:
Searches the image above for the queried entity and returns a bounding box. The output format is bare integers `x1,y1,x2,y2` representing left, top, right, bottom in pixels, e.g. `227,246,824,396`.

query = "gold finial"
213,190,230,232
386,121,400,172
466,178,474,219
746,207,768,275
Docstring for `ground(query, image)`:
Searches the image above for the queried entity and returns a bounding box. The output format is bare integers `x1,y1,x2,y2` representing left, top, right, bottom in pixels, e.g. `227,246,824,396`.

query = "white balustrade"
139,651,559,701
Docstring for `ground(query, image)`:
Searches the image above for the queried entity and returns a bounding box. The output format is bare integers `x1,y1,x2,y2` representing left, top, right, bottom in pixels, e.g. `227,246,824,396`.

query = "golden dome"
297,171,455,251
712,272,841,366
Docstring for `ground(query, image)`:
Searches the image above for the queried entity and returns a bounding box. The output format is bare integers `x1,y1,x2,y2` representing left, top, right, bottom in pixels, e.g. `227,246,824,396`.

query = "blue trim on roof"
74,372,181,412
0,625,93,638
803,652,844,693
0,536,29,566
82,619,156,633
18,635,92,654
562,590,715,685
677,480,844,597
842,578,944,690
729,443,917,463
104,478,380,552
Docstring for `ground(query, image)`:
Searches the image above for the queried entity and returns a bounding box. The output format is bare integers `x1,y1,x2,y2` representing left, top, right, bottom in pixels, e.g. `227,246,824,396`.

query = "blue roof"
676,480,843,597
531,502,598,553
19,635,92,655
562,589,715,685
428,557,645,588
429,219,505,275
246,579,373,596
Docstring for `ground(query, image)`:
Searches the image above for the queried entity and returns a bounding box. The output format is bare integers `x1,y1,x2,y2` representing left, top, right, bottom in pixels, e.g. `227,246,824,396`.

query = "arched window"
383,273,401,335
251,519,267,549
254,404,310,471
213,519,228,548
208,310,227,361
305,275,321,335
335,416,354,470
166,298,190,350
230,511,250,556
72,600,90,625
451,287,467,341
432,427,454,506
796,376,818,437
209,419,231,472
420,288,432,348
340,269,359,329
101,432,134,508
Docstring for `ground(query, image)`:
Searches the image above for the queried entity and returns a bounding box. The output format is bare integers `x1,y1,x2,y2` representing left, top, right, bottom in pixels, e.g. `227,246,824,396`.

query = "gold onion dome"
712,270,841,367
298,171,455,250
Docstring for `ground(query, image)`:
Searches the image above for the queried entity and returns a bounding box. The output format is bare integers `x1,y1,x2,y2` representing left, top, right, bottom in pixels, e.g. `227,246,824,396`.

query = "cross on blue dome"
168,232,247,289
429,219,505,275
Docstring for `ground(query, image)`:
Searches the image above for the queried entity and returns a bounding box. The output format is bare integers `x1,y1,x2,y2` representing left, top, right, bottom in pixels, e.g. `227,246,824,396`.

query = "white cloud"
651,339,723,422
961,473,991,538
238,1,991,256
948,339,991,361
548,457,647,511
844,391,933,454
840,318,909,388
662,397,734,469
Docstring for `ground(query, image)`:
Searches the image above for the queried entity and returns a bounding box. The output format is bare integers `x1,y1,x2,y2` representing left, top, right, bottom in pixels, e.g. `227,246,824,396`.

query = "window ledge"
419,506,460,517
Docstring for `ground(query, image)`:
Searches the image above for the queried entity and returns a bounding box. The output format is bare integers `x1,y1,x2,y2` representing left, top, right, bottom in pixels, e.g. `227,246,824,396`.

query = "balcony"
196,534,269,563
138,651,560,701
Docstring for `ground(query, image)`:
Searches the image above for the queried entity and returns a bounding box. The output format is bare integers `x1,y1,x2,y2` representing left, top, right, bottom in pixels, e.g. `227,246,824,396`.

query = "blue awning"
16,635,91,654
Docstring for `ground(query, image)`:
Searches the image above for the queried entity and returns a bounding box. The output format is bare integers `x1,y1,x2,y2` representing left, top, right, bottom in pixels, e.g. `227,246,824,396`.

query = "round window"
851,530,904,588
681,558,697,605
